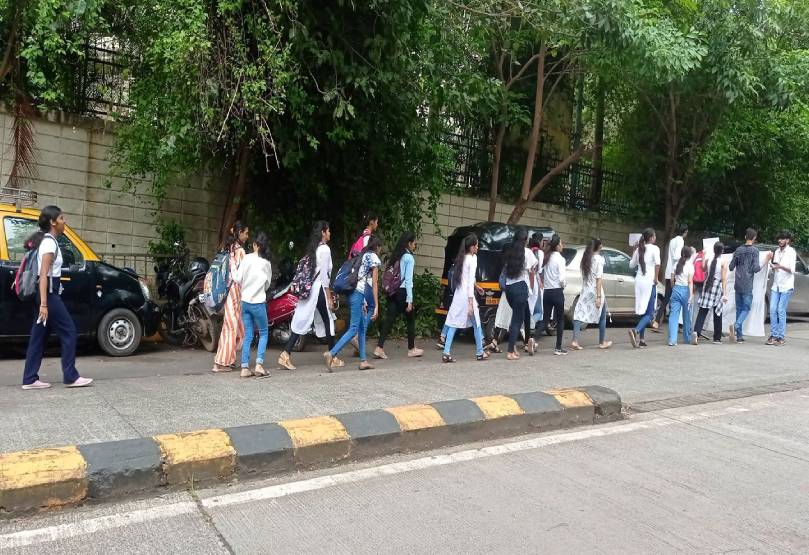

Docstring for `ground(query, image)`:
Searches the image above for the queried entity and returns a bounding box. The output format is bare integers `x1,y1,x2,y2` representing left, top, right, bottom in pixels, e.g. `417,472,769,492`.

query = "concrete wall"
0,109,227,260
417,193,640,277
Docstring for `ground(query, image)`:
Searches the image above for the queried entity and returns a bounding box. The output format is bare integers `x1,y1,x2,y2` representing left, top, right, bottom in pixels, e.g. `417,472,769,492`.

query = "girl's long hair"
638,228,656,275
253,231,271,261
504,228,528,279
581,238,602,280
388,231,415,270
704,242,724,290
27,205,62,250
544,234,561,267
304,221,329,262
224,220,248,251
452,234,478,290
674,246,694,277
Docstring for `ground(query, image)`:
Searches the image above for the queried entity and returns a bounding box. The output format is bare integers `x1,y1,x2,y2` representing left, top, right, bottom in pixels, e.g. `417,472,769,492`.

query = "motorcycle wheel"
270,322,307,352
189,303,218,352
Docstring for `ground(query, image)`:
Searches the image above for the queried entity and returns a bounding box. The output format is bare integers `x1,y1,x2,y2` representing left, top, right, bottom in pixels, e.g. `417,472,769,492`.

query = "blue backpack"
203,250,231,312
332,256,363,295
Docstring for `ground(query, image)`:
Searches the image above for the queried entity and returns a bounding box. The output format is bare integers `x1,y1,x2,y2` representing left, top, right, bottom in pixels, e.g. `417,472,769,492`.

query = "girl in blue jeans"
326,237,381,371
667,246,694,346
233,232,273,377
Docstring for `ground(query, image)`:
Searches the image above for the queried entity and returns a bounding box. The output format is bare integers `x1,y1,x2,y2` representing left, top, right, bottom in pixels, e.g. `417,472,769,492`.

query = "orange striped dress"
214,245,245,366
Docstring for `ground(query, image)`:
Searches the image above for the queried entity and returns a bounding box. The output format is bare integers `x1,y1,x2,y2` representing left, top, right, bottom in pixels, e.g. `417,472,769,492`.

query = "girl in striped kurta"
212,222,249,372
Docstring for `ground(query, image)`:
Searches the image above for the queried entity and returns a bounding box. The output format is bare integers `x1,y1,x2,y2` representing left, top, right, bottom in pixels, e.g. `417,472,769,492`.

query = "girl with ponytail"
571,238,612,350
442,234,488,363
628,228,661,348
693,241,728,344
667,245,695,346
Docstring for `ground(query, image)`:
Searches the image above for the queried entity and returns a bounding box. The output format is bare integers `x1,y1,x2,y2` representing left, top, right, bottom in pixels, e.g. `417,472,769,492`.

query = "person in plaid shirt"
693,241,729,344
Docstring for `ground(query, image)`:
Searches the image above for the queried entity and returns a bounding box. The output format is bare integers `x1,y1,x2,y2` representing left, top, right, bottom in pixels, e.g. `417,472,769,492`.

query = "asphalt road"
2,387,808,554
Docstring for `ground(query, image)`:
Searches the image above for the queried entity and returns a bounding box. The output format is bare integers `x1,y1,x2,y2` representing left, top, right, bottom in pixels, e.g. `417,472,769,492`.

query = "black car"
0,203,161,356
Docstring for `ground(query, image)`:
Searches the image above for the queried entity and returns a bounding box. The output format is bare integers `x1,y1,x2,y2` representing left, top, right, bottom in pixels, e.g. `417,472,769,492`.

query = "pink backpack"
349,230,370,259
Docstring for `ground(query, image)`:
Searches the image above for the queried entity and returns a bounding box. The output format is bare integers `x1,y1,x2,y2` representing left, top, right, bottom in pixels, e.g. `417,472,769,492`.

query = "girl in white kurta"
628,228,661,349
277,221,338,371
442,234,488,363
571,238,612,350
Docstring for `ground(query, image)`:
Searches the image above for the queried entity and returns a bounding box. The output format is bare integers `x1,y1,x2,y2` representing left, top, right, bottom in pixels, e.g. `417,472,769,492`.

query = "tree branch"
526,144,591,201
506,52,541,89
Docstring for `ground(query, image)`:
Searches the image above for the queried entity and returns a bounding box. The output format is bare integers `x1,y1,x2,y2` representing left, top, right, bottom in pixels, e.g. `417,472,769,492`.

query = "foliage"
147,219,186,256
370,271,441,339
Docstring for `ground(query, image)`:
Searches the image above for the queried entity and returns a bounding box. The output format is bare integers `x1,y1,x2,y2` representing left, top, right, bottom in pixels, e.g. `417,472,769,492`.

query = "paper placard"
629,233,642,247
703,237,720,253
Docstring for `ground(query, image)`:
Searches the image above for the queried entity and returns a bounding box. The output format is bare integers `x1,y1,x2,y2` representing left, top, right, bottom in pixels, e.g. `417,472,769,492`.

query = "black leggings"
505,281,531,353
285,288,334,353
378,289,415,350
694,307,722,341
542,288,565,350
655,279,673,323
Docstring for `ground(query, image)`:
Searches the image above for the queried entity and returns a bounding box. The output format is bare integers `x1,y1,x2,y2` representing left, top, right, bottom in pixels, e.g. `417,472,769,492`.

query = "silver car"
560,245,639,321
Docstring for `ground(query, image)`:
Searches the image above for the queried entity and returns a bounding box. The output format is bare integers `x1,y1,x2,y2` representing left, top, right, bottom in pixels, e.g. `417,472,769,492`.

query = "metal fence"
73,38,133,117
97,252,172,296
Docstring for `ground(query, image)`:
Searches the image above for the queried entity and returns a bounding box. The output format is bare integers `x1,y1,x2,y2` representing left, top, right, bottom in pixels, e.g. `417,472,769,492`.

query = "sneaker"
728,325,736,343
65,377,93,388
598,341,613,350
736,337,745,344
373,347,388,360
775,338,786,346
278,352,296,370
628,329,639,349
668,343,676,347
554,348,568,356
408,347,424,358
22,380,51,390
713,339,722,345
639,340,648,349
766,336,775,346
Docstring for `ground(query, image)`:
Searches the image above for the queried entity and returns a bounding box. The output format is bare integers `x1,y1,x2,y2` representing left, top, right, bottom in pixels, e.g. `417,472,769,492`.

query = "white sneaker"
22,380,51,390
65,377,93,388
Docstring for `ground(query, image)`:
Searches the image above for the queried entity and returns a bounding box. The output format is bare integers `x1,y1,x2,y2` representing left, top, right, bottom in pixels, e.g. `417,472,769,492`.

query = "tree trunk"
590,80,606,209
662,91,679,262
519,44,547,202
219,140,252,242
488,121,506,221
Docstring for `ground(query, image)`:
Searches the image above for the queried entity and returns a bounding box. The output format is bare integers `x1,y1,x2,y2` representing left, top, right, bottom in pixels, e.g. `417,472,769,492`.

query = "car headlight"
139,279,151,301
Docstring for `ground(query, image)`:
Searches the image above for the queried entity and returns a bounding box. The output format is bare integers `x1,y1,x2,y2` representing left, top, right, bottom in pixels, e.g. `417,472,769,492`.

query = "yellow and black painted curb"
0,386,620,514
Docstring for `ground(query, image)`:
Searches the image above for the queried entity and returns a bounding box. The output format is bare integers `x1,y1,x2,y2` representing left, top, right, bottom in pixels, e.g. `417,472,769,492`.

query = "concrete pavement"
1,323,809,454
3,387,808,553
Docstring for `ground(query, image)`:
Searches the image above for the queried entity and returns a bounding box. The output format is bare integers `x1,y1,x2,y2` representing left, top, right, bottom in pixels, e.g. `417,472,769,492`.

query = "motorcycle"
154,243,219,352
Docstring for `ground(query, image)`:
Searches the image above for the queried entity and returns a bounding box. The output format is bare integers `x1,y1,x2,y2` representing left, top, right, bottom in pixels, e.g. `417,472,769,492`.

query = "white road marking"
0,404,750,549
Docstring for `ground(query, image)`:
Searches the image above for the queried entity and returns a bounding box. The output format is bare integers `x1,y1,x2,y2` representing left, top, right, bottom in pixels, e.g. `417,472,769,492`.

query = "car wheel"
98,308,142,357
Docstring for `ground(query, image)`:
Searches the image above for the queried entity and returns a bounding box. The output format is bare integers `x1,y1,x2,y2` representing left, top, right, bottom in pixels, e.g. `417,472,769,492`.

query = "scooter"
154,242,219,352
266,242,306,352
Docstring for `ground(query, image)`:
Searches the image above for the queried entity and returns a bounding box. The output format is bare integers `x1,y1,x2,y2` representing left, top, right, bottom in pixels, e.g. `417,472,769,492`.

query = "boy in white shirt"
766,230,797,346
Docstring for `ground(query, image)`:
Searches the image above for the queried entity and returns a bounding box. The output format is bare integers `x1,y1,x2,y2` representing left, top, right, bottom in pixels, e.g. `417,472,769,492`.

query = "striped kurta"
214,245,245,366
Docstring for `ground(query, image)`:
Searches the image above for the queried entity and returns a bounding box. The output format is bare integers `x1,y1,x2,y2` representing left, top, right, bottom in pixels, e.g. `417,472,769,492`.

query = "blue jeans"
734,292,753,338
331,289,371,361
667,285,692,345
573,304,607,344
241,301,268,367
23,280,81,385
634,285,657,339
443,322,484,356
770,289,793,339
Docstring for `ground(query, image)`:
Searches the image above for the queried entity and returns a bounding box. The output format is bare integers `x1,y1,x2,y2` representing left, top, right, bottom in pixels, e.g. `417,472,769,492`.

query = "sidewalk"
2,323,809,454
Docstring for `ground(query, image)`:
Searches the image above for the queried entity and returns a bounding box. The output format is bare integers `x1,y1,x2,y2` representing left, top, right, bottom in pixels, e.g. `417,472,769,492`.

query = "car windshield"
562,248,577,265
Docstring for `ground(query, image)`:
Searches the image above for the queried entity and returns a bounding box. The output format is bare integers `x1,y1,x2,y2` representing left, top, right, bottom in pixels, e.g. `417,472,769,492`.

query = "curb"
0,386,620,513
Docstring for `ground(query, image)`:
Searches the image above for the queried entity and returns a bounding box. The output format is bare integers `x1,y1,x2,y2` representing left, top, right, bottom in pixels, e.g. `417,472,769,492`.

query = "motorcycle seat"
270,284,292,299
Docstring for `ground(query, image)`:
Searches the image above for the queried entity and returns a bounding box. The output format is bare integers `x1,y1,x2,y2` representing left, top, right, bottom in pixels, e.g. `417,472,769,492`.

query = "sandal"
506,353,519,361
527,338,536,356
570,342,583,351
442,354,456,363
476,352,490,361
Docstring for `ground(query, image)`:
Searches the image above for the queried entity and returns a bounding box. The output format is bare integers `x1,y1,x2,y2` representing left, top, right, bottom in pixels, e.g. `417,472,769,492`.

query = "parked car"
435,222,555,341
0,194,161,356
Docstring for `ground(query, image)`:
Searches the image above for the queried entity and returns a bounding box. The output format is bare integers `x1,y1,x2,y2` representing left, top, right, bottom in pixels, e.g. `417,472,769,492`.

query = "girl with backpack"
693,241,728,345
667,245,695,346
232,231,272,378
502,229,538,360
278,221,338,371
442,234,489,363
22,205,93,389
541,234,568,355
375,232,424,360
212,221,249,373
570,238,612,351
326,237,382,371
628,228,661,349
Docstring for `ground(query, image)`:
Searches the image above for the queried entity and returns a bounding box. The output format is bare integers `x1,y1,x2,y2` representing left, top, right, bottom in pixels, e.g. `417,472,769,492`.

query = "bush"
369,270,441,340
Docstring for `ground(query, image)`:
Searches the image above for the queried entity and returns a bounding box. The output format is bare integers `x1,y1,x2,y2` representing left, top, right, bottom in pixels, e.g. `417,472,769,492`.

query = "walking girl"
667,246,694,346
278,221,338,370
442,234,488,363
375,232,424,359
693,242,728,344
21,206,93,389
502,228,538,360
570,238,612,350
628,228,661,349
232,231,272,378
326,237,382,371
212,221,248,372
542,234,568,355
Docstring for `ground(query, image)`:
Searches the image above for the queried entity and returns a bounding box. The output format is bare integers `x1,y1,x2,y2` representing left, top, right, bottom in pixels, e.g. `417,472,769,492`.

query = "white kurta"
717,252,770,337
445,254,481,329
630,244,661,314
291,244,336,337
494,291,512,330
